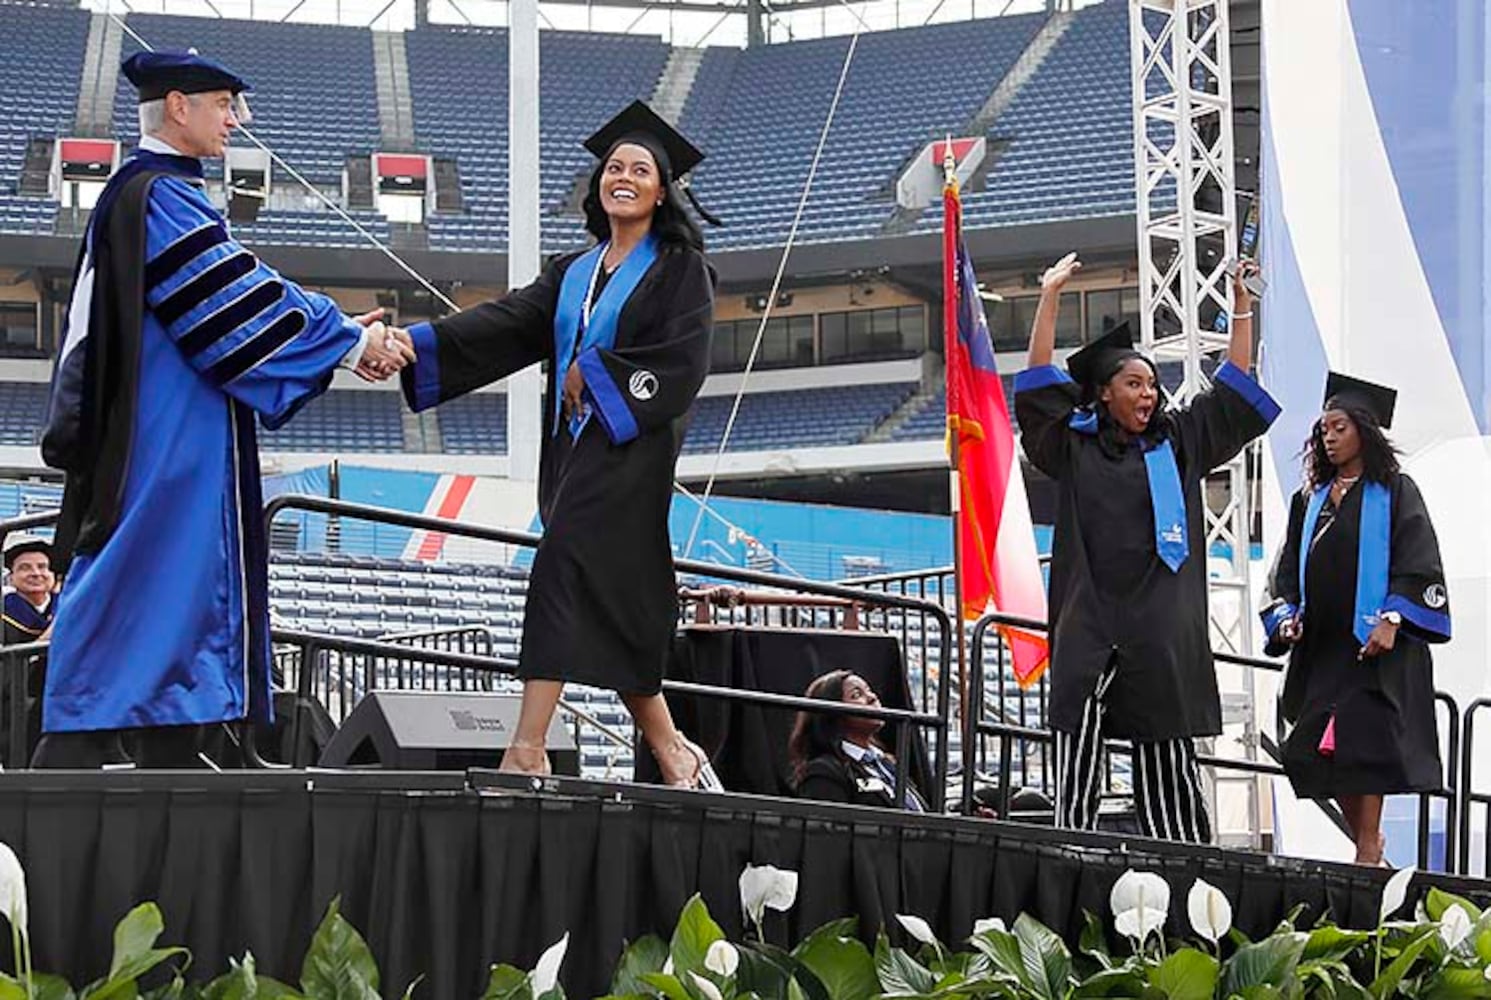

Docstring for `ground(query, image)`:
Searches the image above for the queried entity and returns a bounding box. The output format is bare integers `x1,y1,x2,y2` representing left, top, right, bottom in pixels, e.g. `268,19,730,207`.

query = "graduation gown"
1,592,52,645
1012,362,1280,740
401,242,713,695
39,150,362,733
1263,474,1449,797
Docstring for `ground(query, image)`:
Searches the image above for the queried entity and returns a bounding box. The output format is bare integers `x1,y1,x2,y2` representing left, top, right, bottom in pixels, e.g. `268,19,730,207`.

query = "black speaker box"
319,691,579,773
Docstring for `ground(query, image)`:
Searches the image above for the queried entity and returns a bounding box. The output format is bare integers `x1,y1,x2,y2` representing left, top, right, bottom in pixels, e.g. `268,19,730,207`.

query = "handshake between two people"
349,308,417,383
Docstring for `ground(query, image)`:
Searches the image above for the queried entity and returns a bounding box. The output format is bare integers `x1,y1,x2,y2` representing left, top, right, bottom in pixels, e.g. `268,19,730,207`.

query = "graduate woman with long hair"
1013,256,1279,843
393,102,722,789
1261,374,1449,865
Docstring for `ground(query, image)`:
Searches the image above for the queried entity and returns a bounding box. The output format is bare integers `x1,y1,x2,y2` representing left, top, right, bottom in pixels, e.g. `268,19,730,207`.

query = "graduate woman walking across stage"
393,102,721,789
1261,375,1449,866
1013,256,1279,843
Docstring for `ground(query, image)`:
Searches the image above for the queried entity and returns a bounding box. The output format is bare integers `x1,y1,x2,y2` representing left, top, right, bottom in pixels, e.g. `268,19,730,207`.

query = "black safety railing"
264,495,957,809
271,628,937,808
966,609,1465,871
1457,697,1491,877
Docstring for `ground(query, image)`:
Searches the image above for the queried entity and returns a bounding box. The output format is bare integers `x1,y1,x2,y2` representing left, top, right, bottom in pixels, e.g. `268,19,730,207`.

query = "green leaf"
873,933,937,995
1147,950,1217,1000
299,898,380,1000
1418,964,1491,1000
1300,926,1371,967
966,929,1028,988
637,974,691,1000
1368,929,1436,1000
480,966,532,1000
34,974,78,1000
791,923,877,1000
1220,932,1307,996
1234,987,1285,1000
80,904,190,1000
0,976,32,1000
1071,968,1149,998
610,936,670,996
668,896,725,979
1077,912,1111,969
1426,888,1482,924
1013,914,1072,1000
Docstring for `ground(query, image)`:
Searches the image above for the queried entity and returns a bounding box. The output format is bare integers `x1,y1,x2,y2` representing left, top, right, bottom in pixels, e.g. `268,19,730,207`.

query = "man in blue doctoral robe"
35,50,413,767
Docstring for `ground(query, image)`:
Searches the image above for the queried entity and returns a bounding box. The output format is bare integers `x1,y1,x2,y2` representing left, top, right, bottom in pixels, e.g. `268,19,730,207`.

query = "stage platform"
0,769,1486,998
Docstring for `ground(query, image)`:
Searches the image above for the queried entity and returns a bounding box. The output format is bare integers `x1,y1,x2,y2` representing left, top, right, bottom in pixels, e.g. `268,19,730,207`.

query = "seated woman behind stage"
1261,373,1450,867
788,670,927,811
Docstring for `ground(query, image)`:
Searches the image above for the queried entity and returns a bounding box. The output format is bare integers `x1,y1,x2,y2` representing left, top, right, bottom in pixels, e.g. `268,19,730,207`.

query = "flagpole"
940,140,974,813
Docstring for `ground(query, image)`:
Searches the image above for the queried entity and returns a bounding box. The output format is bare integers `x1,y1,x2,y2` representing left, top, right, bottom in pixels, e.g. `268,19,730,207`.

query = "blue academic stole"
551,233,660,438
1067,408,1189,572
1299,479,1390,644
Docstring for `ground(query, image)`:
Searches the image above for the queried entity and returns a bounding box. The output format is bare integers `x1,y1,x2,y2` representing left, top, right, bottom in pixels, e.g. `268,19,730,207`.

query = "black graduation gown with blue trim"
1263,473,1448,797
1013,362,1280,741
401,244,714,694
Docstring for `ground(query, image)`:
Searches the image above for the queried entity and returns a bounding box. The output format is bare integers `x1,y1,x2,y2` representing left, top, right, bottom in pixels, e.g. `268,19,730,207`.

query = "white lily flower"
529,932,567,995
662,956,674,975
1186,879,1232,944
703,940,739,976
1378,866,1417,923
1438,904,1472,949
738,865,798,928
0,843,27,937
690,972,724,1000
1110,870,1170,945
896,914,938,948
972,917,1007,936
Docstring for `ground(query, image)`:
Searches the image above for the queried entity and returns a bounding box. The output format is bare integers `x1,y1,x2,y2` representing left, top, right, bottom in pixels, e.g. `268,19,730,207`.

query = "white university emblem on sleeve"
1423,583,1447,609
629,369,659,400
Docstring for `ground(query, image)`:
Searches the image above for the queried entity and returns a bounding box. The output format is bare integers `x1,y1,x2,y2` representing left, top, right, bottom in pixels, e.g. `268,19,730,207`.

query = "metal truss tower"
1129,0,1263,848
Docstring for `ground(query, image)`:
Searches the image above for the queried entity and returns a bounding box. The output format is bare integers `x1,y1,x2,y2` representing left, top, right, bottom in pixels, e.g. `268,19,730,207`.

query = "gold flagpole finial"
941,133,957,187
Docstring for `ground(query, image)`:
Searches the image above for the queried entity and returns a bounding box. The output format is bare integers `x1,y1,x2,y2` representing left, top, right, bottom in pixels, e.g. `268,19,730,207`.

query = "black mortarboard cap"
3,534,50,570
123,50,251,102
584,100,703,180
1324,371,1397,430
1066,321,1144,389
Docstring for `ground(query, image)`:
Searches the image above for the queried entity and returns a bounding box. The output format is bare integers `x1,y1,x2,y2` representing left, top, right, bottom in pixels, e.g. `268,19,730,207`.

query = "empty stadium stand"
0,1,89,232
435,392,508,455
258,390,406,452
682,381,915,454
0,0,1140,250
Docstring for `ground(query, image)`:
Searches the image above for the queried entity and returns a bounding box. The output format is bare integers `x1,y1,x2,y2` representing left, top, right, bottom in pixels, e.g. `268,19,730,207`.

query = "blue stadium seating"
0,382,47,446
436,392,508,454
258,390,405,452
683,382,914,453
680,13,1049,249
111,13,380,187
0,1,89,234
959,0,1135,228
406,26,669,254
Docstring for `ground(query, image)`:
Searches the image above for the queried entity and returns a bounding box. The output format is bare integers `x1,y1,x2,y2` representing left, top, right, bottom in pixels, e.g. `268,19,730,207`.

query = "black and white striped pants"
1052,664,1212,844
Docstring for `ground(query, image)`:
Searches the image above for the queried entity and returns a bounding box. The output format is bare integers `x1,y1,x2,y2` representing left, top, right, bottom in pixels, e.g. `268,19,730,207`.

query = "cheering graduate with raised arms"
1261,374,1450,866
1013,256,1280,843
394,101,722,788
35,50,413,767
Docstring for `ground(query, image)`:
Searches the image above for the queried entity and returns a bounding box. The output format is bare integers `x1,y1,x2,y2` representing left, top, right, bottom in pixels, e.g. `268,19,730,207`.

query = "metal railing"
1457,697,1491,877
264,495,957,808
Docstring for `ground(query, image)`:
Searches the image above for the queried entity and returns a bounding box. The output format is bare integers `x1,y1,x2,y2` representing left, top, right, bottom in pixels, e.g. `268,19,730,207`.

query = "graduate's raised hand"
1040,252,1081,294
562,362,586,421
1230,258,1260,312
1359,619,1398,660
352,307,386,328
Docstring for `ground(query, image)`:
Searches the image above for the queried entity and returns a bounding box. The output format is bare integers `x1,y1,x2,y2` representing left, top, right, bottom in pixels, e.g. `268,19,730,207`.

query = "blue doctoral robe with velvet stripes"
400,243,714,695
40,155,362,733
1263,473,1449,796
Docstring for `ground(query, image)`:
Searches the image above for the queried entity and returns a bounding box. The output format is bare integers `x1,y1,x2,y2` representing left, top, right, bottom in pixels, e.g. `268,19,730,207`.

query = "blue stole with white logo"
1299,479,1390,644
551,232,659,438
1068,408,1189,573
